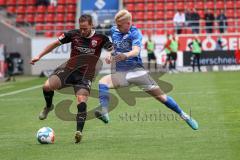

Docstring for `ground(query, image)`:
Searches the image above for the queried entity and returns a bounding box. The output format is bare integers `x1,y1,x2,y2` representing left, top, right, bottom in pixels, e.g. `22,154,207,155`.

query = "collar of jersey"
86,29,95,38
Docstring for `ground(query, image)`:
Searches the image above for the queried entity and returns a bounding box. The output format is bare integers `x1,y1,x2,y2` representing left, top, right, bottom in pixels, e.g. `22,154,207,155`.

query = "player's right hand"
29,56,40,65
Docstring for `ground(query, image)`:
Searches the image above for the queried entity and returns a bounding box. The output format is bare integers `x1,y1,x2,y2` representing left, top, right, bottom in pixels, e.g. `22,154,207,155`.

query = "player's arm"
114,46,140,62
30,40,61,65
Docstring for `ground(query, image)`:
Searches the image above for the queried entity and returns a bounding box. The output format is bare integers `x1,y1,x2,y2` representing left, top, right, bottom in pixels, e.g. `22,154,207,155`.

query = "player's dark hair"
79,14,93,25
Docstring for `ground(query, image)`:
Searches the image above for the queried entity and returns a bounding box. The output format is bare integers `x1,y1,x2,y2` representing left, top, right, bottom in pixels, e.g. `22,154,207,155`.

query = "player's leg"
95,72,128,123
147,54,151,70
196,54,201,72
39,75,61,120
128,70,198,130
75,88,89,143
192,54,196,72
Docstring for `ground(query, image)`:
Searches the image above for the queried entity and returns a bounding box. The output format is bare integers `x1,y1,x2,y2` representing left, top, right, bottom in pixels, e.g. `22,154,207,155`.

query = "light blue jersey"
111,25,143,71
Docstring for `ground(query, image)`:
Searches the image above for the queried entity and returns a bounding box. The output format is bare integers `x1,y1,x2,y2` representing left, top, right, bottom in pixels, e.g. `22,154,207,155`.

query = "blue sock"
163,96,183,114
99,84,109,113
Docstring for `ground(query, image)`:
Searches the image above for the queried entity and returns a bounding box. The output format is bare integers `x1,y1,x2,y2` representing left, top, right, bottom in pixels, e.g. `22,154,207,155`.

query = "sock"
76,102,87,132
163,96,183,114
43,90,54,108
99,84,109,115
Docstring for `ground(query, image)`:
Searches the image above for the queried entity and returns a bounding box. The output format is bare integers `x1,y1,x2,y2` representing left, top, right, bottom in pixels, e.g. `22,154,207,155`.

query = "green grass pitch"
0,71,239,160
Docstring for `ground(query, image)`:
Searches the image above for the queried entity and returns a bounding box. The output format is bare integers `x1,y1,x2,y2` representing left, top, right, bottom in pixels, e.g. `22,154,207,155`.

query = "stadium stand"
0,0,239,37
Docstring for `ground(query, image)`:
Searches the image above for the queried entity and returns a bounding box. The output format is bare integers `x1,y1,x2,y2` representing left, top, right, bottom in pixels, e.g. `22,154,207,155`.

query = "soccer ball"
36,127,55,144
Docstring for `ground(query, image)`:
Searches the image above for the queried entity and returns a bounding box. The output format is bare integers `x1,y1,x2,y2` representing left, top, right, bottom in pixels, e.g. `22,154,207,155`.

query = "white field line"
0,85,42,98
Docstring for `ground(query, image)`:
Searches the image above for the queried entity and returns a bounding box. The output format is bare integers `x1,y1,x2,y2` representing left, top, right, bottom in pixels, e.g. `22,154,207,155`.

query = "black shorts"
166,54,172,61
170,52,177,60
147,52,156,61
50,66,92,93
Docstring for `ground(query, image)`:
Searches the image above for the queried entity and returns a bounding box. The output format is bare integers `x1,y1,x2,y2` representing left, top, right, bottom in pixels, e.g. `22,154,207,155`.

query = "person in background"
170,34,179,71
188,36,202,72
162,34,173,72
217,10,228,33
204,9,215,33
173,10,186,34
191,8,200,34
145,35,157,71
5,54,15,82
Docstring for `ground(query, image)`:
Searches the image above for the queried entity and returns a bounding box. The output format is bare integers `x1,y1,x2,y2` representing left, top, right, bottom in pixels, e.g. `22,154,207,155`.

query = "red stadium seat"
16,6,25,14
176,2,184,11
55,14,65,22
44,31,54,37
226,10,235,18
134,23,144,29
35,14,45,23
134,12,144,21
146,3,154,11
226,1,234,9
25,14,35,24
58,0,66,5
237,10,240,18
156,29,165,35
66,13,75,22
154,11,164,20
47,5,55,13
66,0,76,5
66,5,76,13
198,10,205,19
26,6,36,14
35,23,44,32
155,3,164,10
56,5,65,13
44,23,54,30
165,11,174,20
16,14,25,23
186,2,194,9
45,14,55,23
145,11,154,20
135,0,144,2
205,1,214,9
65,23,75,30
55,23,65,30
0,0,6,6
37,6,46,14
195,1,204,10
156,22,164,29
165,2,174,10
17,0,26,5
216,1,224,9
6,0,16,6
6,6,15,14
236,1,240,8
26,0,36,5
135,3,144,11
125,3,134,11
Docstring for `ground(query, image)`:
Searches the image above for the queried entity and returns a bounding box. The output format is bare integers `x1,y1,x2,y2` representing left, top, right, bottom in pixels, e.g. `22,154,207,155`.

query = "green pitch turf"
0,72,239,160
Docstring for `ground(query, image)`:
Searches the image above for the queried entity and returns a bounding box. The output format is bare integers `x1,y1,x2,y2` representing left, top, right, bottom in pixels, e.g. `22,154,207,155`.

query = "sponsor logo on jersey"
75,47,95,54
91,40,98,47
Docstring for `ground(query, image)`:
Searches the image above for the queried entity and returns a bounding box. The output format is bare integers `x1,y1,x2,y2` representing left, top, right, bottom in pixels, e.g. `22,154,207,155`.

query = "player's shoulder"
129,26,142,37
94,31,109,39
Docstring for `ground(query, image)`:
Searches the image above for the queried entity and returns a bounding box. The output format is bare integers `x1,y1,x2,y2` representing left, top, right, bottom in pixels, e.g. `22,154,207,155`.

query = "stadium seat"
26,6,36,14
35,23,44,32
56,5,65,13
186,2,194,9
216,1,224,9
25,14,35,24
45,14,55,23
44,31,54,37
47,5,55,13
55,23,65,30
6,0,16,6
66,13,75,22
237,10,240,18
55,14,65,23
237,1,240,8
0,0,6,6
17,0,26,5
66,5,76,13
135,12,144,21
58,0,66,5
26,0,36,5
226,1,234,9
66,0,76,5
198,10,205,19
165,11,174,20
65,23,75,30
146,3,154,11
155,3,164,11
176,2,184,11
226,10,235,18
205,1,214,9
135,3,144,11
35,14,45,23
134,23,143,29
44,23,54,31
135,0,145,2
145,11,154,20
154,11,164,20
37,6,46,14
16,6,25,14
195,1,204,10
156,29,165,35
125,3,134,12
6,6,15,14
16,14,25,24
165,2,174,10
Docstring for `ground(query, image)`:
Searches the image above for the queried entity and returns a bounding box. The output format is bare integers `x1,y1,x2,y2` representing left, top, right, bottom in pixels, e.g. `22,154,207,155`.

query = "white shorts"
110,68,160,91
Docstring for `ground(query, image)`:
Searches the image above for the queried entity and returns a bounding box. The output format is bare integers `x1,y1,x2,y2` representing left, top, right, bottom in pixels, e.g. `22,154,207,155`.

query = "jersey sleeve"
131,29,142,47
102,36,113,51
58,31,72,44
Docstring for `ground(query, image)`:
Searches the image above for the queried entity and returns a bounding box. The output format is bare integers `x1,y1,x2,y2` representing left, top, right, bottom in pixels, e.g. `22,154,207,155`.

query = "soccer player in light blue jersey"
95,10,198,130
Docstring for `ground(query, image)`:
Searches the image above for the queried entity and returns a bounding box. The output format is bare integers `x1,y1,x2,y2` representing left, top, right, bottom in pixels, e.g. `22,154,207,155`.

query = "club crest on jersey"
91,40,98,47
58,33,65,40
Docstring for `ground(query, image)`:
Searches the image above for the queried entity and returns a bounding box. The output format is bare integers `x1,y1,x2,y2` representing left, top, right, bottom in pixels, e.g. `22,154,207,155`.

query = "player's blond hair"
115,9,132,23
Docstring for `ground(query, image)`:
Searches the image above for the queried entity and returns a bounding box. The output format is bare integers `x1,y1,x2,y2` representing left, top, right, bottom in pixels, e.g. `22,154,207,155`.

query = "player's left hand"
113,53,127,62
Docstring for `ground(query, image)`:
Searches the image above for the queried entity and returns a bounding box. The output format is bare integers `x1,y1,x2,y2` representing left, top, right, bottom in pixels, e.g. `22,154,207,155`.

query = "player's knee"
42,84,51,92
155,94,167,103
77,95,88,104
